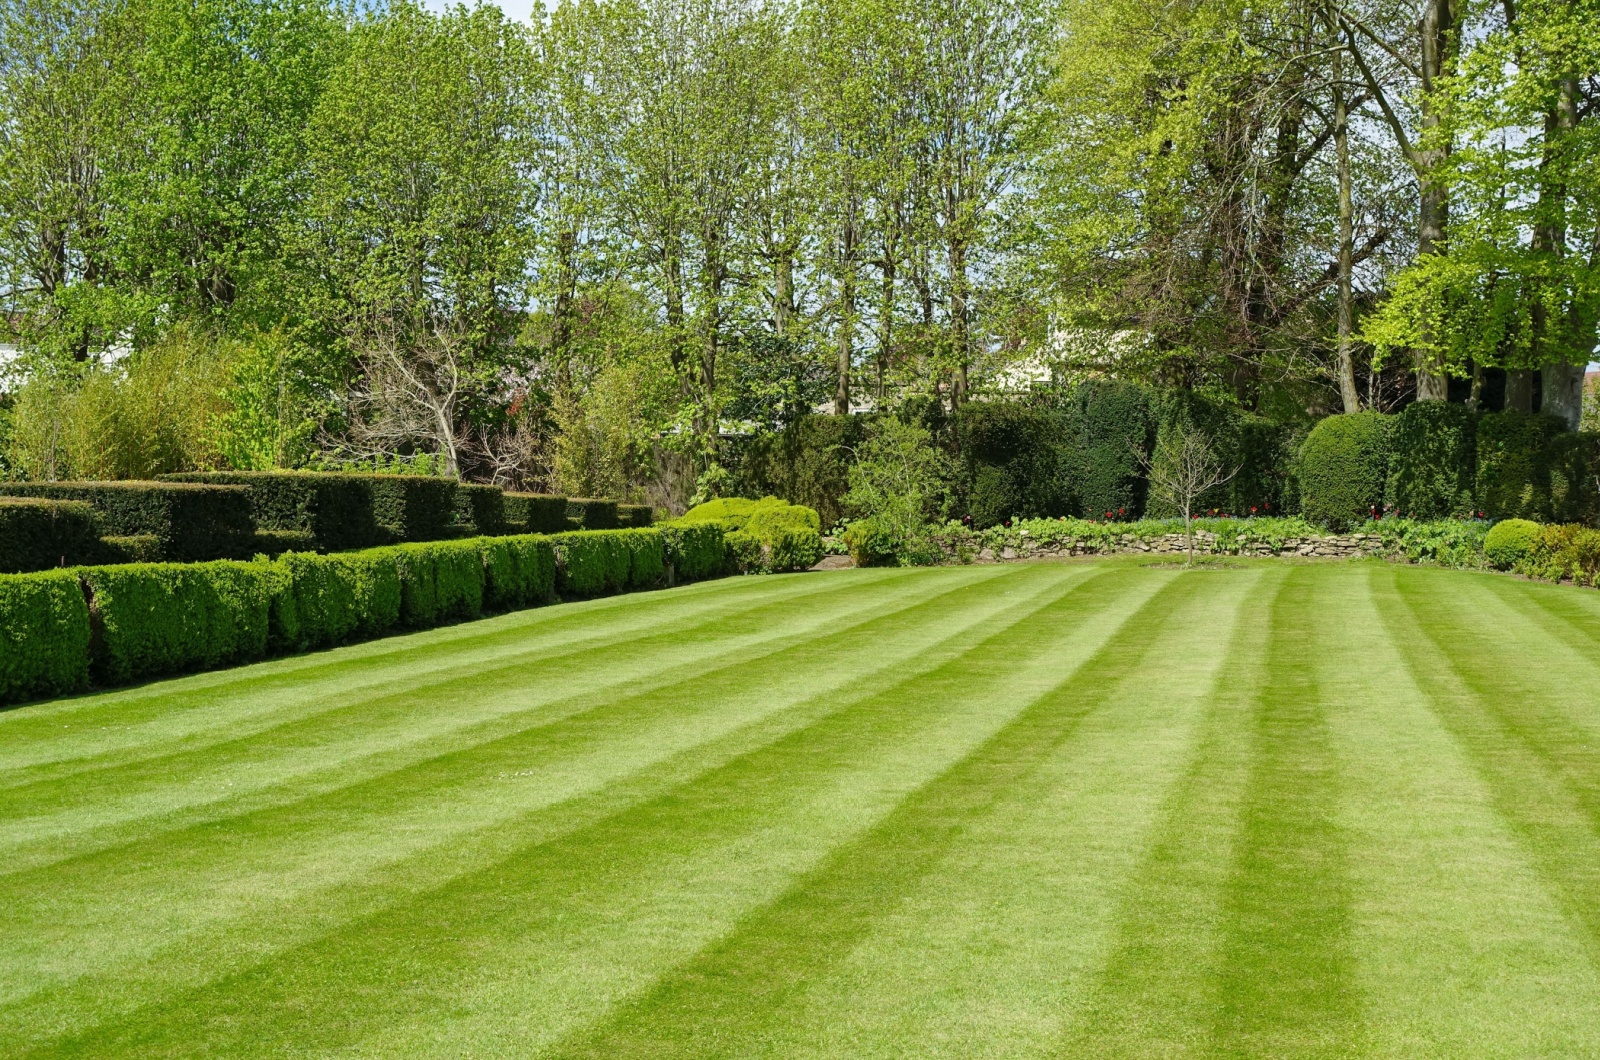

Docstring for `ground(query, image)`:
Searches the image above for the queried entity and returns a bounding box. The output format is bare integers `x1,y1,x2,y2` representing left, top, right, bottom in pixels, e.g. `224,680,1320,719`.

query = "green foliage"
841,517,902,567
1062,380,1157,519
565,498,620,531
658,521,727,581
618,504,655,528
503,493,571,534
0,480,253,560
0,569,91,704
163,471,387,551
453,483,507,536
1297,413,1392,531
97,535,164,564
1475,412,1566,521
370,476,457,543
619,528,667,588
1149,391,1289,517
682,496,822,573
723,529,765,573
82,560,273,684
1387,403,1477,519
955,402,1068,527
736,414,868,530
1524,524,1600,585
551,530,633,596
841,419,953,565
252,529,317,557
478,535,556,611
1361,518,1490,569
270,550,403,652
392,540,485,627
766,526,823,572
0,498,101,573
1483,519,1541,570
1545,433,1600,527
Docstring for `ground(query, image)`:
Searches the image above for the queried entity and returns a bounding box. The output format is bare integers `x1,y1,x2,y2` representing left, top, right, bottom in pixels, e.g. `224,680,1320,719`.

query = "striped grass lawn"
5,558,1600,1057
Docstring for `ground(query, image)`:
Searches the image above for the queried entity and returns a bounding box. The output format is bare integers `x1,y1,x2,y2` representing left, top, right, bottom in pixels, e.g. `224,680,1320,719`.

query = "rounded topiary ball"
1483,518,1541,570
1297,412,1393,531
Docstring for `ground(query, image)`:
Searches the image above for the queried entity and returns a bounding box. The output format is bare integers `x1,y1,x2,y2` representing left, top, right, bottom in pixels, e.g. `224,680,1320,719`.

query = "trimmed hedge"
1062,381,1156,520
363,475,456,542
270,550,403,652
1475,412,1566,521
618,503,655,528
479,535,557,611
253,529,318,557
0,498,101,573
736,413,868,529
0,481,253,561
1545,432,1600,526
0,569,91,701
1298,413,1392,531
956,402,1071,528
566,497,620,531
393,540,485,627
82,561,273,684
1149,392,1290,518
1387,402,1477,519
161,471,384,551
551,530,633,596
503,492,570,534
660,521,727,581
98,535,163,564
453,483,508,537
678,497,823,572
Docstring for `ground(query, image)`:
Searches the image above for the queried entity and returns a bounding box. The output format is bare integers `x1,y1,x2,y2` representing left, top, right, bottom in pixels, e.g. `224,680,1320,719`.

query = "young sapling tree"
1140,426,1238,565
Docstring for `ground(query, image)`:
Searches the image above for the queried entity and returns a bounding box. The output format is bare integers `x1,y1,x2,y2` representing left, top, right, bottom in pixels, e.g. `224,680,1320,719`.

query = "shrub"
478,535,557,610
682,496,822,572
392,540,485,626
551,530,632,595
269,549,403,651
1149,392,1290,517
0,498,101,573
734,413,867,529
1526,523,1600,584
842,517,899,567
1546,432,1600,526
1387,401,1476,519
618,504,655,528
565,497,620,530
955,402,1068,527
0,570,91,703
453,483,507,536
767,526,823,571
658,521,726,581
503,492,570,534
253,529,317,557
1475,411,1566,521
162,471,384,551
1483,518,1541,570
82,561,273,684
0,481,253,560
724,529,765,572
620,528,667,587
370,475,457,542
97,535,164,564
1298,412,1392,530
1065,380,1156,519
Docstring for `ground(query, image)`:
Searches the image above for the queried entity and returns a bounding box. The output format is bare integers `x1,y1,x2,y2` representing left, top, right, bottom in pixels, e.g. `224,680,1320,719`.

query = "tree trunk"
949,235,970,406
836,209,857,417
1537,76,1584,429
1333,65,1360,413
1505,369,1535,413
1414,0,1457,402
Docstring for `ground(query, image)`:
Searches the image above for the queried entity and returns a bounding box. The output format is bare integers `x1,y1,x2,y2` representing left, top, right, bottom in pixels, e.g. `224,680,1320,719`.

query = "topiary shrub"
0,569,91,704
0,481,253,560
680,497,821,572
252,529,317,557
1475,411,1566,521
723,529,765,572
1297,412,1393,530
391,540,484,626
1483,518,1541,570
1386,402,1476,519
503,492,570,534
0,498,101,573
82,560,274,684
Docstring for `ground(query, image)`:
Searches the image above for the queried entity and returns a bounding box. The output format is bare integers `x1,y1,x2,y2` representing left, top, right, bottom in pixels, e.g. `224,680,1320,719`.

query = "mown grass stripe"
13,567,1161,1059
0,570,1107,1050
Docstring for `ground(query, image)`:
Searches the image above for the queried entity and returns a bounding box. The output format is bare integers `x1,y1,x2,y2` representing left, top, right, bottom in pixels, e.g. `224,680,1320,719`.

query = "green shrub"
659,521,726,581
767,526,823,571
1525,523,1600,584
723,529,765,573
162,471,384,551
1065,380,1156,519
82,560,273,683
682,497,821,572
0,498,101,573
1387,402,1476,519
253,529,317,557
453,483,507,536
618,504,654,528
370,475,457,542
0,481,253,560
955,402,1070,527
1475,411,1566,521
1298,412,1392,530
551,530,633,595
392,540,485,626
479,535,557,610
0,569,91,703
565,497,620,530
1546,432,1600,526
1149,392,1291,517
96,535,164,564
503,492,569,534
269,549,403,651
842,517,899,566
619,528,667,587
734,413,867,529
1483,518,1541,570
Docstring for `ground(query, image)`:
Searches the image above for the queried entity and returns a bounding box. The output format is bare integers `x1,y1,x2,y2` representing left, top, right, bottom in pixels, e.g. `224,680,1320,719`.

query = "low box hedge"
551,530,633,596
504,493,569,534
659,521,728,581
82,561,274,684
619,528,667,587
0,498,102,573
566,497,620,531
393,540,486,627
97,535,164,564
162,471,385,551
0,569,91,701
479,535,557,611
269,549,403,652
0,481,253,561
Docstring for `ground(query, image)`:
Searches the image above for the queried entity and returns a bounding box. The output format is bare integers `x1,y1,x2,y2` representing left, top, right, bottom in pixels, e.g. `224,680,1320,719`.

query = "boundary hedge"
0,481,253,561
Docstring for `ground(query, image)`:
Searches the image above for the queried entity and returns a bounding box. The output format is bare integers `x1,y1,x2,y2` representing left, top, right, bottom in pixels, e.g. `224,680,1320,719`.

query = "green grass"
5,558,1600,1057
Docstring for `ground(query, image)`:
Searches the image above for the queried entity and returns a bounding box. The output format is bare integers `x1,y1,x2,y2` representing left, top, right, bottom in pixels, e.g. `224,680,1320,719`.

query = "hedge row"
0,481,255,561
0,498,102,572
0,525,721,705
1298,406,1600,529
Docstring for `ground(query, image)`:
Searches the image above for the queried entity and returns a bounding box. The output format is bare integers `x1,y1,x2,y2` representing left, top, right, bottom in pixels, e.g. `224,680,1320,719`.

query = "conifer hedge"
0,481,253,560
503,492,570,534
0,498,102,573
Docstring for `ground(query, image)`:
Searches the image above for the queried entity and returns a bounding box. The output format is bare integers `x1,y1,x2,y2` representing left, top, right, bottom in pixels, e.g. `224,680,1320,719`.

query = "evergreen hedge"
736,414,868,529
956,402,1070,527
161,471,385,551
1297,412,1392,531
1387,402,1477,518
1475,411,1566,521
565,497,620,531
82,561,273,684
503,492,570,534
479,535,557,610
0,498,101,573
0,481,253,561
453,483,508,537
1544,432,1600,526
618,503,655,528
370,475,458,542
393,540,485,627
1149,392,1290,517
0,569,91,701
676,497,822,572
660,521,727,580
269,550,403,652
551,530,633,595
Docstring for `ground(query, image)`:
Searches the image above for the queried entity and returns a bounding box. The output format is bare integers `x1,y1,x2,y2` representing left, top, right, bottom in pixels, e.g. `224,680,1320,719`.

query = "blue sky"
424,0,539,24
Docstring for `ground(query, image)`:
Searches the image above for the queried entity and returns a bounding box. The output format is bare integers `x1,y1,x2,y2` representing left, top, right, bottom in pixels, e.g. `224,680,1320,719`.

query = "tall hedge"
0,498,101,573
1475,411,1566,521
1297,412,1392,530
503,492,569,534
453,483,508,536
1387,401,1477,518
0,570,91,701
82,561,273,684
1061,381,1156,519
618,503,655,528
161,471,384,551
565,497,620,531
955,402,1071,528
0,481,253,560
1148,391,1292,517
1546,432,1600,526
369,475,457,542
